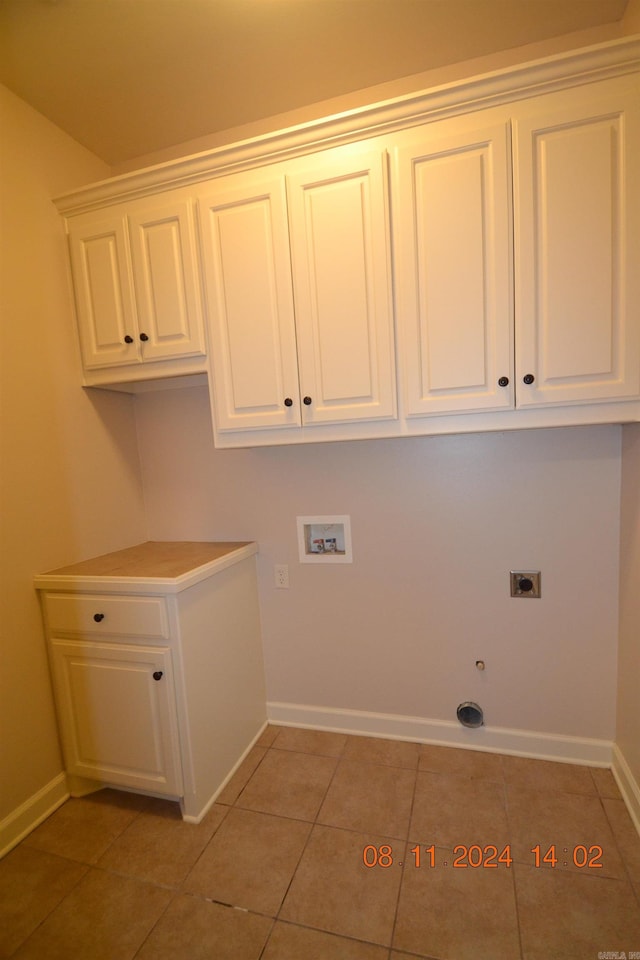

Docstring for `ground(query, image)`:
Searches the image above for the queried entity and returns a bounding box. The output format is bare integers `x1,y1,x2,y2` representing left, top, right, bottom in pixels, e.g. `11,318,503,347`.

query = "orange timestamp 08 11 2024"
362,843,604,869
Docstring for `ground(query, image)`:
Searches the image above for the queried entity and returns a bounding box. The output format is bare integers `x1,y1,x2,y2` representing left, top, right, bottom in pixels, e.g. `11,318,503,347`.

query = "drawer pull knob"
523,373,535,385
498,376,509,387
140,332,149,342
152,671,163,681
93,613,105,623
303,396,312,405
123,335,134,344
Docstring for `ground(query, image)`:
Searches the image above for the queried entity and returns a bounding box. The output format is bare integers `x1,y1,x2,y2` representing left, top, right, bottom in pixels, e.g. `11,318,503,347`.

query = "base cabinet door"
49,639,183,797
513,77,640,407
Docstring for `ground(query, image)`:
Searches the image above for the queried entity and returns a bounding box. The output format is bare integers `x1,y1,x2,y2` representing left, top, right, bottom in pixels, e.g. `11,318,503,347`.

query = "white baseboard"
267,701,614,766
612,743,640,836
0,773,69,860
181,719,270,824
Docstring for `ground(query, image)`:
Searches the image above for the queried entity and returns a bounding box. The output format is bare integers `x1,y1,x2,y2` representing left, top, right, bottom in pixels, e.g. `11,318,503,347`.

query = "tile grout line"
261,730,423,955
255,914,278,960
257,730,394,958
502,767,526,960
387,757,420,955
173,739,277,893
597,785,640,892
6,856,91,959
9,791,159,958
130,885,181,960
269,731,348,930
174,804,232,893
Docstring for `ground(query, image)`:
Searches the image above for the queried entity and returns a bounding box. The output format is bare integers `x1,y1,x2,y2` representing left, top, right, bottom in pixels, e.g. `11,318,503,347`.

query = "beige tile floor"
2,725,640,959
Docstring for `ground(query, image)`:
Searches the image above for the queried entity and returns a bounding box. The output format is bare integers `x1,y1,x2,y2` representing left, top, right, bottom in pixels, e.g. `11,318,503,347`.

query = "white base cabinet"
49,638,183,797
36,542,266,822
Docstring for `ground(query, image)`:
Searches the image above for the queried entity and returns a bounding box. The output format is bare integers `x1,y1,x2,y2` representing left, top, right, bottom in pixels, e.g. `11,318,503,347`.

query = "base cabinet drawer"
45,593,169,639
49,639,183,797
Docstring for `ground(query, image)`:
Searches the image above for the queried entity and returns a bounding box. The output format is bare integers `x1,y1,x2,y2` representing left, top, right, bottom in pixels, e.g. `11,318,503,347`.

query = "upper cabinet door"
392,116,513,415
513,78,640,407
197,173,300,431
68,215,138,369
128,199,206,361
286,144,397,424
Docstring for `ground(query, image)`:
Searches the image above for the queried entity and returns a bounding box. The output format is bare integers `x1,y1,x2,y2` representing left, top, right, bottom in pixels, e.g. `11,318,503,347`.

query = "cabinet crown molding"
55,35,640,217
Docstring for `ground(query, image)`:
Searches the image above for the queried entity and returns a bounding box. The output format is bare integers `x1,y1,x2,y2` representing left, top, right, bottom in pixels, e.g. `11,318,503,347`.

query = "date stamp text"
362,843,605,869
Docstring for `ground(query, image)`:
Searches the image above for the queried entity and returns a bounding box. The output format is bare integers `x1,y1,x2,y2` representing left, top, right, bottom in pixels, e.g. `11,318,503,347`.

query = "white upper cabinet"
285,146,396,425
392,114,513,415
392,74,639,422
67,193,206,385
197,173,300,431
197,142,396,435
68,214,137,369
513,77,640,407
57,39,640,437
127,200,206,362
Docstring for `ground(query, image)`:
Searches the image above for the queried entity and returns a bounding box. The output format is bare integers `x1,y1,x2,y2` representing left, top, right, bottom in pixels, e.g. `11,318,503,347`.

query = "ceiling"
0,0,630,167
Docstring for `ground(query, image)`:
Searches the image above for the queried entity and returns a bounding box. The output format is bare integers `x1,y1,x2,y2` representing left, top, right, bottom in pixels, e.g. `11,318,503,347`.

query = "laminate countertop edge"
33,542,258,595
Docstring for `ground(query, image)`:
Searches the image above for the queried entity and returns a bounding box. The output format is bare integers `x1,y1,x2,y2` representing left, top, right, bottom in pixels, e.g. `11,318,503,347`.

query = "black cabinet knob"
139,333,149,342
303,396,312,406
498,376,509,387
284,398,293,407
518,577,534,592
152,671,163,681
123,335,134,344
93,613,104,623
523,373,535,385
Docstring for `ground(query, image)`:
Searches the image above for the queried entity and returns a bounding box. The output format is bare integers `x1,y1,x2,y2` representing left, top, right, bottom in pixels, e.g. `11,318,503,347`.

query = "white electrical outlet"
274,564,289,589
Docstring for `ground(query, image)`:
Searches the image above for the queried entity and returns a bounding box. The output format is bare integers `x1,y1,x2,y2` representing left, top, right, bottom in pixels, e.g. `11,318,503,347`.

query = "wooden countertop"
34,541,257,594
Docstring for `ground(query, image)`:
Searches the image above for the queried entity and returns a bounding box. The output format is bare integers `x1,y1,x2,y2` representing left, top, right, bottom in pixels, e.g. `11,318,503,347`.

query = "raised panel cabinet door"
286,144,396,424
197,174,300,431
67,215,138,369
49,639,183,796
128,198,206,361
513,77,640,407
392,117,513,415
